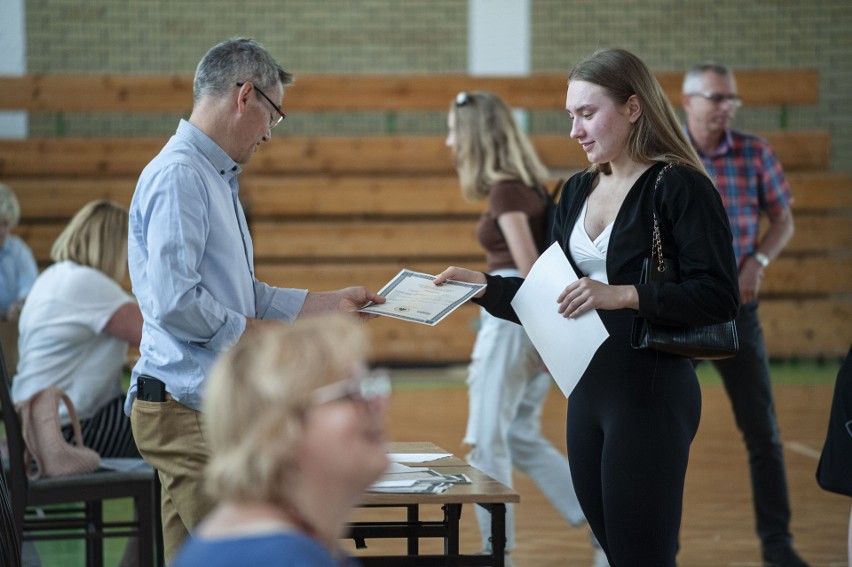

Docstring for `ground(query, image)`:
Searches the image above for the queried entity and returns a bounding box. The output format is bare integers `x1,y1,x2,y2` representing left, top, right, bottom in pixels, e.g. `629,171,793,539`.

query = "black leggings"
62,395,140,458
566,311,701,567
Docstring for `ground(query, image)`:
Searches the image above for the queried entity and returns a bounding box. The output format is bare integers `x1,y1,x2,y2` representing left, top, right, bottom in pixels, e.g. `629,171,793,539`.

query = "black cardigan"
475,162,740,329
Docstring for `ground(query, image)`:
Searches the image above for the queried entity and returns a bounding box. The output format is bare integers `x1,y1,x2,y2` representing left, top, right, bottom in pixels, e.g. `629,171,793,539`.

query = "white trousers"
465,271,586,552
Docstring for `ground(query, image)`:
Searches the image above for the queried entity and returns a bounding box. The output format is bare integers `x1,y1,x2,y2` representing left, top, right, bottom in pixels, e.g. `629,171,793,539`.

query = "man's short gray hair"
682,62,736,94
0,183,21,227
193,37,294,102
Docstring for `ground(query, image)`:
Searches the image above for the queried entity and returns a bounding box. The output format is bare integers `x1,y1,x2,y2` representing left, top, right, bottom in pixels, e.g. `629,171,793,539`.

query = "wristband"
753,252,770,268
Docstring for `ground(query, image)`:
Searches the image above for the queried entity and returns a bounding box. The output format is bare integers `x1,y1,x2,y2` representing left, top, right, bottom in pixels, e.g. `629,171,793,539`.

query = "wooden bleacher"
0,70,848,361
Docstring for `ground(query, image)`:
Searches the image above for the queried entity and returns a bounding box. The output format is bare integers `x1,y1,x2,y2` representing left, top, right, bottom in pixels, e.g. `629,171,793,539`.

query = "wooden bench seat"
13,172,848,294
17,227,843,300
0,70,819,113
7,169,850,220
0,130,831,177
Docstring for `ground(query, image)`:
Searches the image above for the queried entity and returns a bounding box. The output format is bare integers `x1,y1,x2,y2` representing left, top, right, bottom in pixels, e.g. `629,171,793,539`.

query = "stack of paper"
369,462,471,494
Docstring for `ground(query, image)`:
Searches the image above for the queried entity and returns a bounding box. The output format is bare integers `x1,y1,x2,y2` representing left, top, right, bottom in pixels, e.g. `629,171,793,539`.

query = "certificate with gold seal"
357,269,486,326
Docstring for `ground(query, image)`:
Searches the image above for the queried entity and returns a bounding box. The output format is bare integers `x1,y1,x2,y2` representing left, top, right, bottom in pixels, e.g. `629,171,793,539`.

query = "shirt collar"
685,127,734,159
175,119,242,179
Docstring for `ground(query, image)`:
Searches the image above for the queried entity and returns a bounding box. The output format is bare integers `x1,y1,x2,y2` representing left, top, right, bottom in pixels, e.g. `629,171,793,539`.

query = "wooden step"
252,257,852,299
242,175,482,217
364,298,851,363
8,170,849,221
366,303,480,364
255,262,488,294
0,131,830,177
760,298,852,358
0,70,819,113
251,219,481,261
760,215,851,254
18,210,850,266
787,171,852,211
760,257,852,296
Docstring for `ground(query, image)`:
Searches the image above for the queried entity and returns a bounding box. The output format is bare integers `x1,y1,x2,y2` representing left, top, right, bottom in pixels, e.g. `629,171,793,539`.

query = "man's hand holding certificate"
357,269,486,326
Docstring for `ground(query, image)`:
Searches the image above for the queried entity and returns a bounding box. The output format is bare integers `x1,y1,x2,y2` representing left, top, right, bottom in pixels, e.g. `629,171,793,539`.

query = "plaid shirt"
687,129,793,267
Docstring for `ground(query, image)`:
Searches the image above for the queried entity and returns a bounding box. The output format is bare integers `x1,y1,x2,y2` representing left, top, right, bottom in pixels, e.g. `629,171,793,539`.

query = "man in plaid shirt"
682,63,805,567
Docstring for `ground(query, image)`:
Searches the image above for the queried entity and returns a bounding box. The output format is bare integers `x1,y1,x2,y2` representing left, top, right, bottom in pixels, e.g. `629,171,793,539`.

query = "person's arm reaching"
298,286,386,323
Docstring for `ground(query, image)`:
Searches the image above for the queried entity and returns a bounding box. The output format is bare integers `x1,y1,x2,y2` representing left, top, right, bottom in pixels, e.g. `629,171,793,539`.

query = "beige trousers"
130,396,213,563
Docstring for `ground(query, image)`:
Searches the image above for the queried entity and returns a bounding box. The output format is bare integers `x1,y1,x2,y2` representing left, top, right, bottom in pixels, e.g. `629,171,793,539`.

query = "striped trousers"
61,395,140,458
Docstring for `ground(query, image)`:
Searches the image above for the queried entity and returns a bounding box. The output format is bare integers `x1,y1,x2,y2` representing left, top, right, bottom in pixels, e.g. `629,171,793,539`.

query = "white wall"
467,0,531,128
468,0,530,76
0,0,27,138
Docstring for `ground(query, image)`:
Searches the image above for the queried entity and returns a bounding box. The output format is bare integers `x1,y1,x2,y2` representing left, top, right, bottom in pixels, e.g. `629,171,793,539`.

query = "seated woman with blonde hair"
172,314,391,567
12,200,142,458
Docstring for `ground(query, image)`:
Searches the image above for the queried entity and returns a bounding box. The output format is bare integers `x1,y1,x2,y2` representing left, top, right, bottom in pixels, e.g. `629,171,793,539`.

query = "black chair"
0,345,162,566
0,455,20,567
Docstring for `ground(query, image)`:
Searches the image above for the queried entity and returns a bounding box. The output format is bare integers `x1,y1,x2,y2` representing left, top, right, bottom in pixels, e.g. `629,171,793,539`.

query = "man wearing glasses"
125,37,384,561
682,63,804,567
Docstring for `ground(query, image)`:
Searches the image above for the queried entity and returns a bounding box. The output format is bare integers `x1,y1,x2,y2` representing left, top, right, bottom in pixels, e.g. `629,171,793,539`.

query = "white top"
12,261,134,424
569,199,611,284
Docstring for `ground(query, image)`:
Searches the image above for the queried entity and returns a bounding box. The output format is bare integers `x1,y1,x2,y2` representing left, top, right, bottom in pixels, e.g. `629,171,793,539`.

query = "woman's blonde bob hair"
568,48,707,178
203,314,370,509
50,200,129,282
449,91,550,202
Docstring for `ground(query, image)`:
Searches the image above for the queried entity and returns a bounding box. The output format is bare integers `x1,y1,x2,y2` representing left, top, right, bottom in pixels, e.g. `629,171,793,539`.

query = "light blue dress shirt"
125,120,307,413
0,234,38,314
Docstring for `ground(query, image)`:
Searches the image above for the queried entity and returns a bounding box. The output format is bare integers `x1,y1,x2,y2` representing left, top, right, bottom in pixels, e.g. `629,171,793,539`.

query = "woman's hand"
557,278,638,318
433,267,487,298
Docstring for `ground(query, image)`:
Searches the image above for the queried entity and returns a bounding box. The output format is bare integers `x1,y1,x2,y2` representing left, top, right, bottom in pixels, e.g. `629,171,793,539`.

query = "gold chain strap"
652,163,674,273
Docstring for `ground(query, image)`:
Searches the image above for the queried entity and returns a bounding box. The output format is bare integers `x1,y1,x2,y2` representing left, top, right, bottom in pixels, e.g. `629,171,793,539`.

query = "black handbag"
816,346,852,497
629,164,739,360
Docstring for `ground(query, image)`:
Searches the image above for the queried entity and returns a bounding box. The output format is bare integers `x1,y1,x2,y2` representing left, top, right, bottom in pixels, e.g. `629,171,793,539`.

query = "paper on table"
384,462,430,474
510,242,609,398
369,470,472,494
371,479,420,489
387,452,452,463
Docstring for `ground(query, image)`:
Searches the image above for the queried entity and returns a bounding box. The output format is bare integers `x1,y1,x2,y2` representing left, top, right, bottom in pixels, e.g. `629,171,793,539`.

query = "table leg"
407,504,419,555
443,503,461,556
489,503,506,567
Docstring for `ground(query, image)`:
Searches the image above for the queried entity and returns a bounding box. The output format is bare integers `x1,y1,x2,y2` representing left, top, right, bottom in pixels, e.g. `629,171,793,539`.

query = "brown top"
475,180,546,272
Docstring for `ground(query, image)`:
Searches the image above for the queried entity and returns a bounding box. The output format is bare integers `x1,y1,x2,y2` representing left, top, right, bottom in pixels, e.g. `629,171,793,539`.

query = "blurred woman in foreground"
172,314,391,567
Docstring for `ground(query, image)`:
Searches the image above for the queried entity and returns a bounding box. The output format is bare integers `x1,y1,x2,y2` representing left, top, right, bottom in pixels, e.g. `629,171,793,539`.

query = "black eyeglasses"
236,82,286,129
687,91,742,107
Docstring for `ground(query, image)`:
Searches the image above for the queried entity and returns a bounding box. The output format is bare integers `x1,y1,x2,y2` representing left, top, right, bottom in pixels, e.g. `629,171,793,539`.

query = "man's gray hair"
193,37,294,102
682,62,736,94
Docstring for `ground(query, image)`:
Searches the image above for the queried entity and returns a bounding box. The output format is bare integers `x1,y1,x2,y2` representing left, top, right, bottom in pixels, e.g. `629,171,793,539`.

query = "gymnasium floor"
345,360,848,567
25,360,847,566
